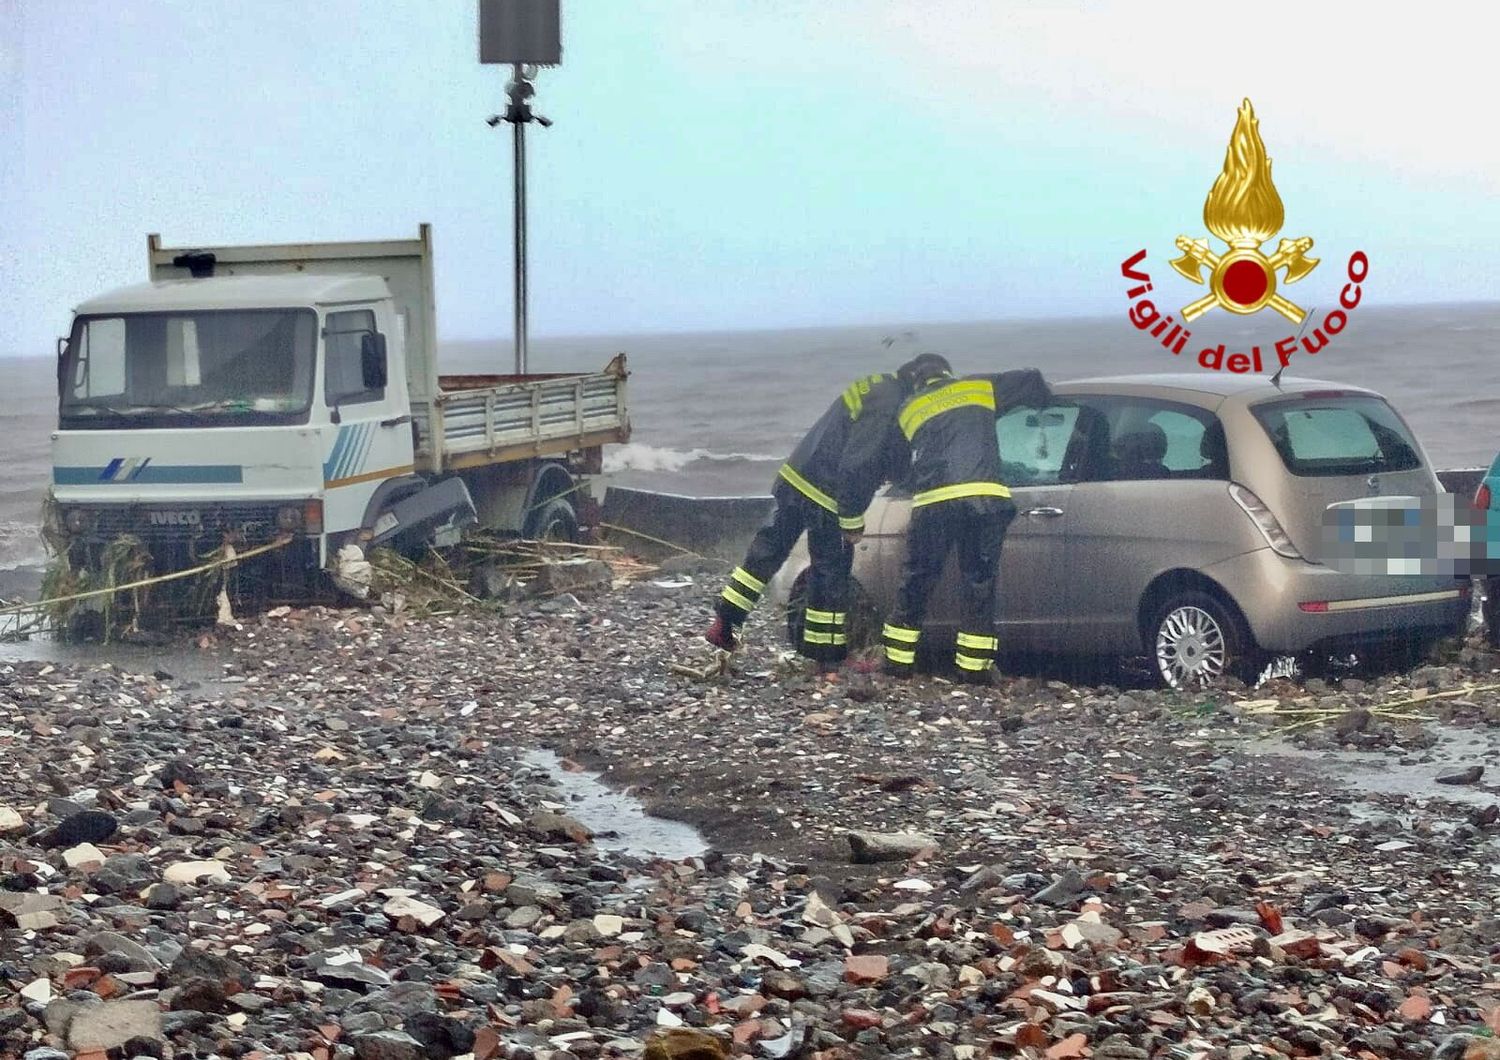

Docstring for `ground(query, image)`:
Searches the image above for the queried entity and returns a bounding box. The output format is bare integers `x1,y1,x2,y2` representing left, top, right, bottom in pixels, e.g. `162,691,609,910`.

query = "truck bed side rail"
417,370,629,471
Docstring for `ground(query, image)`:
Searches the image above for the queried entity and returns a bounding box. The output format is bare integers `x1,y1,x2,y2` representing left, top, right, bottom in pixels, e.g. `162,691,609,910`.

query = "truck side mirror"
360,333,388,390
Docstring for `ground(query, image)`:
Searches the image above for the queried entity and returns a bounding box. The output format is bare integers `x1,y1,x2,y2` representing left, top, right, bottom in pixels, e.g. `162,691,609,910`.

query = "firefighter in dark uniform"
881,360,1052,683
706,355,947,667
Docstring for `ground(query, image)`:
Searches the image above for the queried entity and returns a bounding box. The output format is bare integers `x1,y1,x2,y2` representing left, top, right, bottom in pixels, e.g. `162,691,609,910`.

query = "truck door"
321,308,415,536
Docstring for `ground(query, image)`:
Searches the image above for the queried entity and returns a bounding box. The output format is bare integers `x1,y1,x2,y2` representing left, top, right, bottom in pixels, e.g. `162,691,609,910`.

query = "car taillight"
1476,483,1492,511
1298,601,1328,613
304,499,324,535
1229,483,1303,559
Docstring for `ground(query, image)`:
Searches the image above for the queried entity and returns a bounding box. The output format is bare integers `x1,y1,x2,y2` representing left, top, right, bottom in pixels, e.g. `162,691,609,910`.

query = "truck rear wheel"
529,497,579,543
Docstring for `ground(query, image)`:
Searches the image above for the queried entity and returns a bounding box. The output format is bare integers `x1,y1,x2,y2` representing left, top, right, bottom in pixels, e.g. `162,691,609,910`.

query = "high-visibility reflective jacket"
778,373,911,532
898,369,1052,508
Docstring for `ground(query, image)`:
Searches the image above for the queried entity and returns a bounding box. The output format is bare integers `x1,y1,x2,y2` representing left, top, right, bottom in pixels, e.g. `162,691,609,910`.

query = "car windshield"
60,309,317,428
1251,394,1422,477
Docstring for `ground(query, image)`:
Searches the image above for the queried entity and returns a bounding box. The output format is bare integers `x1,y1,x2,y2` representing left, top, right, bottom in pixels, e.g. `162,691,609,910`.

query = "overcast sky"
2,1,1496,354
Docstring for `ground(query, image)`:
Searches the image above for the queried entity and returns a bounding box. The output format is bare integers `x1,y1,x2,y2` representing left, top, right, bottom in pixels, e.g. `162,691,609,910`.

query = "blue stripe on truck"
54,464,244,485
323,427,351,482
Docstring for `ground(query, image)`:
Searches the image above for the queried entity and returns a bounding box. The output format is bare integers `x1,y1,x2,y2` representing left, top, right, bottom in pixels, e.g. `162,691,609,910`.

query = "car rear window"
1251,395,1423,477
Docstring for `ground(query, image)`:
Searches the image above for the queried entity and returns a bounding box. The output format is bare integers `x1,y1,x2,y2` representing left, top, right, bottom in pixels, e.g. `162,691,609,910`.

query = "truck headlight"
64,508,94,534
276,500,323,535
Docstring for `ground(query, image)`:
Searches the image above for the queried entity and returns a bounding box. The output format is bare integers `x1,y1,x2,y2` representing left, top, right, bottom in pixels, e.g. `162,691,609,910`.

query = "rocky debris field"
3,567,1500,1060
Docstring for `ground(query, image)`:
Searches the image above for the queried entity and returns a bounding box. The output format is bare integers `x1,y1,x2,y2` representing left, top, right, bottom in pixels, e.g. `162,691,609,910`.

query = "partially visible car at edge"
768,373,1470,688
1477,454,1500,647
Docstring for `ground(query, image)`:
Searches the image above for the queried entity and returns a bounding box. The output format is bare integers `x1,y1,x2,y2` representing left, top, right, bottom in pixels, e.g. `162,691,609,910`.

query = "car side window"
1076,397,1227,482
996,404,1084,486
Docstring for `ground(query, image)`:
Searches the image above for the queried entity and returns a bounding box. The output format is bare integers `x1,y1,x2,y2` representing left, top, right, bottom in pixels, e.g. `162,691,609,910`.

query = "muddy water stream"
522,748,707,862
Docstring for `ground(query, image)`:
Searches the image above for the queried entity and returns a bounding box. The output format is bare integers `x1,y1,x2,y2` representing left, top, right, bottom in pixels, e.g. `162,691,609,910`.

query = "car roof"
1053,372,1381,408
75,274,389,315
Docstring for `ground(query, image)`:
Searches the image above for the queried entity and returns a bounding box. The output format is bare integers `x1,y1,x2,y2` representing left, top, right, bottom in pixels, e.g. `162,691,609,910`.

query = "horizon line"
1,297,1494,359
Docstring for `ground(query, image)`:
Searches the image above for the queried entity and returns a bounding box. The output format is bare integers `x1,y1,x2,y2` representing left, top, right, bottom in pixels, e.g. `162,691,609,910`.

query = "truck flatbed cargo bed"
417,358,630,473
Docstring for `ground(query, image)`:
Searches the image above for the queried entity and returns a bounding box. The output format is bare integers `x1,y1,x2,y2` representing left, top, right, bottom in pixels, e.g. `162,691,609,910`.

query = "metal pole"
512,63,528,376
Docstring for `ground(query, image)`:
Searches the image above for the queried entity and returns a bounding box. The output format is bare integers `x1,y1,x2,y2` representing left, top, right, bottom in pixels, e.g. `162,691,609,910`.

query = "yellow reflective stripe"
882,624,920,643
899,380,996,439
778,465,838,512
803,631,835,645
839,515,865,532
956,632,998,650
731,567,766,593
805,609,836,623
885,647,916,664
721,587,757,612
832,613,847,624
832,634,847,645
912,482,1012,507
956,653,991,671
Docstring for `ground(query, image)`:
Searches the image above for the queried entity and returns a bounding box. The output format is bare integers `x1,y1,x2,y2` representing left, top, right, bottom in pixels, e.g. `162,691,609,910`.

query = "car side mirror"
360,333,388,390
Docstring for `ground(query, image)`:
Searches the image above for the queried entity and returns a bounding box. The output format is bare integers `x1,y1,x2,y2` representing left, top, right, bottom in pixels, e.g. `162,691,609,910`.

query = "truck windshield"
59,309,316,428
1251,394,1423,477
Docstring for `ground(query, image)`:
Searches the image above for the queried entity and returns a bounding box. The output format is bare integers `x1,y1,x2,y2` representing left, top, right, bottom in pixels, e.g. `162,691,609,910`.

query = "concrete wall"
600,487,774,561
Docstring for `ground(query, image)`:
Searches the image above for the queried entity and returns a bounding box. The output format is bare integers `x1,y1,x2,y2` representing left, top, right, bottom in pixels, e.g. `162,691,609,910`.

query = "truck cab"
56,272,414,577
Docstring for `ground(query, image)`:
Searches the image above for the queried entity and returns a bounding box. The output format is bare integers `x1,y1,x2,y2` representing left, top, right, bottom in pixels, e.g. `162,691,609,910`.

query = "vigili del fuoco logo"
1120,99,1368,374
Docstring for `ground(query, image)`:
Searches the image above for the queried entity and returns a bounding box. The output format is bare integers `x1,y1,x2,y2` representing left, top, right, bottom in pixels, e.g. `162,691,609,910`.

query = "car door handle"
380,414,413,428
1022,506,1064,518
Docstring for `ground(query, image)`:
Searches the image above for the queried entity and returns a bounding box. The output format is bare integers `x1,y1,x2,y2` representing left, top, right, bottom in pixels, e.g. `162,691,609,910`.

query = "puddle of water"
522,749,707,862
1248,728,1500,808
0,632,228,693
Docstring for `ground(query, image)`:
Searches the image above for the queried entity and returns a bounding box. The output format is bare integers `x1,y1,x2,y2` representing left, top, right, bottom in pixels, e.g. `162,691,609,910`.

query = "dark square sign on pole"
478,0,561,66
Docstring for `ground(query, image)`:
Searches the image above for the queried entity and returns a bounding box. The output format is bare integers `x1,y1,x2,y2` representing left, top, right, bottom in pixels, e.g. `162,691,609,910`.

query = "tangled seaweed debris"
24,538,291,644
38,535,154,641
22,519,663,644
367,535,662,617
3,567,1500,1057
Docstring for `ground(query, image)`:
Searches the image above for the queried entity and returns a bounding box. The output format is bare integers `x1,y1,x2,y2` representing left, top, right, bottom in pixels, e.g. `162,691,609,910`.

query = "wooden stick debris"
598,522,703,557
1242,682,1500,737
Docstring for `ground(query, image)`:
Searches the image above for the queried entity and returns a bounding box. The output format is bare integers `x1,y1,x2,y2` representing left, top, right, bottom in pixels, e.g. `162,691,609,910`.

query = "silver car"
769,373,1470,687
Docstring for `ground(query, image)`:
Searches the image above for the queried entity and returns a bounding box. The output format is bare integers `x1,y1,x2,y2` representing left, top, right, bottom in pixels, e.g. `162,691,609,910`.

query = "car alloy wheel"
1155,604,1227,689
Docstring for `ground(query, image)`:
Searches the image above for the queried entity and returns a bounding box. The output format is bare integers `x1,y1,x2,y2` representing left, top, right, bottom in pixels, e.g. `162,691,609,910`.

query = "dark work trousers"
882,497,1016,678
716,482,855,661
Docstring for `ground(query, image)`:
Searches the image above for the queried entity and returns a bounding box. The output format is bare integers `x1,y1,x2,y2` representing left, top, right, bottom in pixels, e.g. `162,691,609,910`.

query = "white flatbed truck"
48,224,629,598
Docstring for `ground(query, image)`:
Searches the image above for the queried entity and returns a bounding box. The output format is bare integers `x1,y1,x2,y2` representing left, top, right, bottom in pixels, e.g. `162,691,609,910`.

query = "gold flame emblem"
1170,99,1318,323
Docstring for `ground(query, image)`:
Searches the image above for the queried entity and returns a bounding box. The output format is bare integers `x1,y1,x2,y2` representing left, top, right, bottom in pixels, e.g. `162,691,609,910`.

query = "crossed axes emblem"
1169,235,1320,324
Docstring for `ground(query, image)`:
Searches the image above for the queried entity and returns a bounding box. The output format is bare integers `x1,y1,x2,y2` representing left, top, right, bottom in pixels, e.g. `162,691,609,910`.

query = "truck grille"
80,503,284,545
